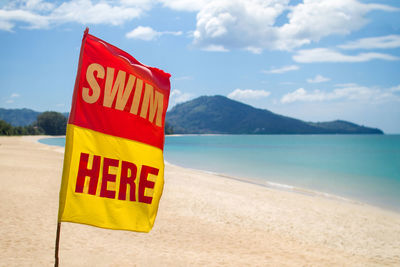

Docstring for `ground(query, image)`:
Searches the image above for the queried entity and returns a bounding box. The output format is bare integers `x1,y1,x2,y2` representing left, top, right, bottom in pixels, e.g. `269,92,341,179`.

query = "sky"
0,0,399,133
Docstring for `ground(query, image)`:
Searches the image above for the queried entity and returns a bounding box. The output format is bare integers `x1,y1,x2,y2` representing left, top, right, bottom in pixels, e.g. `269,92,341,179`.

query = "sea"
39,135,400,212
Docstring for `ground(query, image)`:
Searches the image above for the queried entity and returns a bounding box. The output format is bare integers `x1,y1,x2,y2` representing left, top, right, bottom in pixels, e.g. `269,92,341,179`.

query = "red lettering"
100,157,119,199
139,165,159,204
118,161,137,201
75,153,159,204
75,153,101,195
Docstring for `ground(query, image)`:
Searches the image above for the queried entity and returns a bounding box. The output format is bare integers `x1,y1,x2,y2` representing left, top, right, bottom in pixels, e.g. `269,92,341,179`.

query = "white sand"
1,136,400,266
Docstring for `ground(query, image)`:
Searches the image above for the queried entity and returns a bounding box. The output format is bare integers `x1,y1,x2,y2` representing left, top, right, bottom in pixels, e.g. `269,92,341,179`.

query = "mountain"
0,98,384,134
0,108,69,126
166,95,383,134
307,120,383,134
0,108,41,126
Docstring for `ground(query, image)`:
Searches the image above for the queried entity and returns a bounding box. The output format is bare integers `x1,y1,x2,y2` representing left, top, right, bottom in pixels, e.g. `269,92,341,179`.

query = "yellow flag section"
59,124,164,232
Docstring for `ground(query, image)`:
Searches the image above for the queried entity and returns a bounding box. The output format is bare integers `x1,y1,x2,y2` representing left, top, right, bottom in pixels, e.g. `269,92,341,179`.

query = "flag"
58,28,171,232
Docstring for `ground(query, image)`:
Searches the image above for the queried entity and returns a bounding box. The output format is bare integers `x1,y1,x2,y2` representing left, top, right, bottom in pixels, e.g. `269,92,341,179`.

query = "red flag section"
69,29,171,150
58,29,171,232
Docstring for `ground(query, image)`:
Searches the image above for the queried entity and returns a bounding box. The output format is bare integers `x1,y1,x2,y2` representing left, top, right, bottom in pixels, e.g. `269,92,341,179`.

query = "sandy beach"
1,136,400,266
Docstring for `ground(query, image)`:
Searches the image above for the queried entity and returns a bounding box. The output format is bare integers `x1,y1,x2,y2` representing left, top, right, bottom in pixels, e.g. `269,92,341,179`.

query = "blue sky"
0,0,399,133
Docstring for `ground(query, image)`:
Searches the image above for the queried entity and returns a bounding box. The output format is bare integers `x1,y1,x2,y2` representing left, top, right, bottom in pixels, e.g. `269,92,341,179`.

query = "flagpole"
54,222,61,267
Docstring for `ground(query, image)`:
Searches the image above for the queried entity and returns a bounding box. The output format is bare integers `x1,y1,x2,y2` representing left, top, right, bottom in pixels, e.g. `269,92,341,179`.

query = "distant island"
166,95,383,134
0,96,384,135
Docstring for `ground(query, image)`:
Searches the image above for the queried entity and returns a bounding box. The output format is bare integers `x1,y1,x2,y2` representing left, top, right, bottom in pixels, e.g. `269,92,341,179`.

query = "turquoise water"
40,135,400,212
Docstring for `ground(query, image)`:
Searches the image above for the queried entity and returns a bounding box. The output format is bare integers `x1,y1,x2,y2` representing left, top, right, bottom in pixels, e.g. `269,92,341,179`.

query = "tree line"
0,111,67,136
1,111,174,136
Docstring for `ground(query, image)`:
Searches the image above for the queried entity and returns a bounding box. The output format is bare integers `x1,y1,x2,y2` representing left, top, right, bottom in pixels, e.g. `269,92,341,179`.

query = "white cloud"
23,0,55,11
169,89,193,107
0,0,145,31
2,0,399,60
276,0,399,51
159,0,212,12
50,0,142,26
202,44,229,52
120,0,154,9
0,9,49,30
3,0,55,11
0,20,14,31
307,75,330,84
126,26,158,40
4,93,21,104
193,0,287,52
281,88,309,103
390,85,400,92
339,35,400,50
245,46,262,54
263,65,299,74
163,30,183,36
281,84,400,104
228,89,271,100
192,0,399,52
293,48,400,63
2,0,399,56
126,26,182,40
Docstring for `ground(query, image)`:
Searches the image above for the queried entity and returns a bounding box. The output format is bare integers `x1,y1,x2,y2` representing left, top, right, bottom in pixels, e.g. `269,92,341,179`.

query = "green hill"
308,120,383,134
166,95,383,134
0,98,384,135
0,108,69,127
0,108,40,126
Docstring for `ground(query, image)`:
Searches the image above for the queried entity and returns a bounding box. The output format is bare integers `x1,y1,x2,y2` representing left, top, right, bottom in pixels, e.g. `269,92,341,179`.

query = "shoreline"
2,135,400,266
39,135,396,214
164,160,368,210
